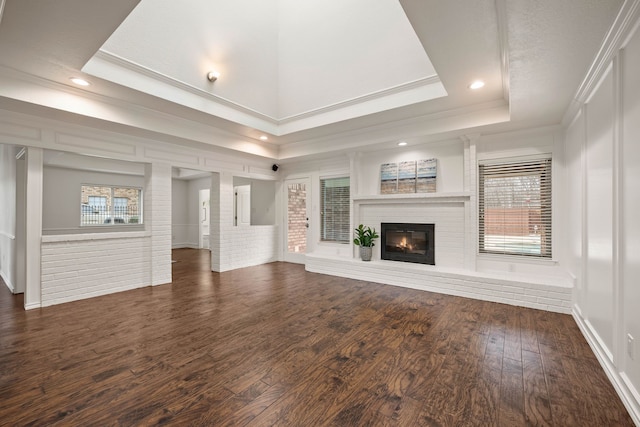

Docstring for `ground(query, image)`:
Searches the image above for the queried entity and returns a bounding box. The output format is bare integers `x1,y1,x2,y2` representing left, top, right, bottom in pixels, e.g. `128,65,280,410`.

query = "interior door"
284,178,310,264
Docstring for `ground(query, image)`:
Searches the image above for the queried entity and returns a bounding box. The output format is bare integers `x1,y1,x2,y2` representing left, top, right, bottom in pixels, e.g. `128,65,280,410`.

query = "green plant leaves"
353,224,379,247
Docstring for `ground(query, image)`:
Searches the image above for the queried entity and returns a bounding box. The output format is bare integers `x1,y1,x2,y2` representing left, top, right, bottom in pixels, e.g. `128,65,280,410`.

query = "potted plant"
353,224,379,261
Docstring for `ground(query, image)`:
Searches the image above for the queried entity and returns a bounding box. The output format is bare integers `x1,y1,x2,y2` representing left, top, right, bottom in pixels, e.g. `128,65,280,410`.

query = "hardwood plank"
0,249,633,426
522,349,553,426
499,354,526,426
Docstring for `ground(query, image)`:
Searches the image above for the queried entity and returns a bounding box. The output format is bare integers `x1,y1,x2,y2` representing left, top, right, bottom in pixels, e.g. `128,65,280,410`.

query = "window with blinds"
479,157,552,258
320,177,350,243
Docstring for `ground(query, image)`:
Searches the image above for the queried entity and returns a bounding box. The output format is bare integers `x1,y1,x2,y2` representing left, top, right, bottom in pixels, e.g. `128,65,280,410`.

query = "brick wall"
287,183,306,252
41,233,151,306
81,186,140,209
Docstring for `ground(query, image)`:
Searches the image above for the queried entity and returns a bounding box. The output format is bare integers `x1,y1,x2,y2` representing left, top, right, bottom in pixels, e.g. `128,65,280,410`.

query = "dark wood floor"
0,249,633,426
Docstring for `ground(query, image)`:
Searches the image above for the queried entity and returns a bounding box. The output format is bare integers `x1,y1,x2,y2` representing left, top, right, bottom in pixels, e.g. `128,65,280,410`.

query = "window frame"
478,156,552,259
319,176,351,244
80,184,143,227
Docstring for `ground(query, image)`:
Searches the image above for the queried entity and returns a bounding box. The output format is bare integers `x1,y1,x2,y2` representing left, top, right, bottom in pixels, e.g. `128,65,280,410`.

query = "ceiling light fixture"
259,135,268,141
469,80,485,90
398,141,407,146
70,77,90,86
207,71,220,82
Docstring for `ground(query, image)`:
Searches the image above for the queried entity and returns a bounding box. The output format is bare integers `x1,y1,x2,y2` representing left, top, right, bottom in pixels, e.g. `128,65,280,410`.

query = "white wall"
622,20,640,412
355,139,464,196
564,18,640,422
188,176,212,246
171,179,190,247
250,179,276,225
42,166,145,234
565,111,584,308
171,177,211,249
232,176,277,225
585,66,615,353
0,144,17,291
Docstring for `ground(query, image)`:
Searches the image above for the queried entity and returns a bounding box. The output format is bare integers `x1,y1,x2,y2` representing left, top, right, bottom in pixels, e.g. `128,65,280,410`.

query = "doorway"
284,178,310,264
199,188,210,249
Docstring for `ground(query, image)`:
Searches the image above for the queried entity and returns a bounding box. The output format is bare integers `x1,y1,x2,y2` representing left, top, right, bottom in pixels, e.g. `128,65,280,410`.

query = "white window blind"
479,158,552,258
320,177,350,243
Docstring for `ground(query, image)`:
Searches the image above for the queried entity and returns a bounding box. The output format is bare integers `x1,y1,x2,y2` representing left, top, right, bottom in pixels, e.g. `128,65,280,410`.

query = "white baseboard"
24,302,41,310
572,304,640,425
172,243,200,249
0,269,15,293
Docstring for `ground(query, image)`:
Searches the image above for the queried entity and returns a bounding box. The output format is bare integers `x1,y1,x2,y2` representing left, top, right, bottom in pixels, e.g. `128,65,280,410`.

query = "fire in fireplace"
381,223,435,265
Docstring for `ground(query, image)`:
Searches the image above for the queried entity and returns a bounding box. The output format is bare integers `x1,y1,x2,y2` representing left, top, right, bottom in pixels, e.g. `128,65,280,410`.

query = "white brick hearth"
306,254,572,313
307,191,573,313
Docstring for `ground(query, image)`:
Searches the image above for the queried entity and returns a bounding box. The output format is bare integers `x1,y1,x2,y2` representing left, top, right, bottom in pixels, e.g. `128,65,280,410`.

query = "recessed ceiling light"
398,141,408,146
469,80,485,90
70,77,90,86
259,135,268,141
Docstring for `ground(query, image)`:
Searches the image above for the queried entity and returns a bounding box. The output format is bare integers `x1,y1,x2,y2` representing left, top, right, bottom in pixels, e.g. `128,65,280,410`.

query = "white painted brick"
306,254,571,314
41,235,153,306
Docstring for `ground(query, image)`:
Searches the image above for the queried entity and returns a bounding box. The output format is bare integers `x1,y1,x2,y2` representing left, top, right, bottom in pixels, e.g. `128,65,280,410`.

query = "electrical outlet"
628,334,635,360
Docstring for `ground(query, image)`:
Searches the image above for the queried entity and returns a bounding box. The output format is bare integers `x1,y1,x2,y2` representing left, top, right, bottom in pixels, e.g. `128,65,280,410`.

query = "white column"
210,172,221,272
349,152,358,259
145,163,172,286
462,134,479,271
211,172,235,272
24,147,43,310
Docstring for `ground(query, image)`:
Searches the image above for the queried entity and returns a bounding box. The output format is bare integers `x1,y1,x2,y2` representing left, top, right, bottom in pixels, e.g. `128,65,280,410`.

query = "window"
81,185,143,226
320,177,350,243
478,157,551,258
88,196,107,213
114,197,128,216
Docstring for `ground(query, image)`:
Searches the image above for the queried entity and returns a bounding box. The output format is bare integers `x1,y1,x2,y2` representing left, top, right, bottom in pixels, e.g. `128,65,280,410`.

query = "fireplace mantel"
352,192,471,205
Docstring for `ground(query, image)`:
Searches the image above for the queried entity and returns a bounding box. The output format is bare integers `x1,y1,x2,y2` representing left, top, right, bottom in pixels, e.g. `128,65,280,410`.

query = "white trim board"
573,305,640,425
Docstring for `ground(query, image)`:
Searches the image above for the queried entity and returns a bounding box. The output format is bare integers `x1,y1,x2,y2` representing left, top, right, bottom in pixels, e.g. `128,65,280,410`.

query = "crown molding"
278,99,509,160
562,0,640,126
278,75,441,123
0,0,6,25
495,0,511,105
88,50,445,136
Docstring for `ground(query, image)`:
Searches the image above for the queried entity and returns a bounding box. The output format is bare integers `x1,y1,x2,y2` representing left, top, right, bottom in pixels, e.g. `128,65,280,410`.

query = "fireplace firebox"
381,223,435,265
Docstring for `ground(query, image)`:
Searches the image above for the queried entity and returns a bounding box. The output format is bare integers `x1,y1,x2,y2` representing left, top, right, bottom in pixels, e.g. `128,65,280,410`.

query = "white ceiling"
0,0,625,161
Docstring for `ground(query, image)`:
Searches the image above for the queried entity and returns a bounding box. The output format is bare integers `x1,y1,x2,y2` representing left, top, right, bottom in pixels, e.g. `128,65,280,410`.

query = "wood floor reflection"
0,248,633,426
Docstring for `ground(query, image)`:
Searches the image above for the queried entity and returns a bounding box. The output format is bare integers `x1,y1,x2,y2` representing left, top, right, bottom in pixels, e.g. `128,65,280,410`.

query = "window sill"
477,253,558,266
42,230,151,243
